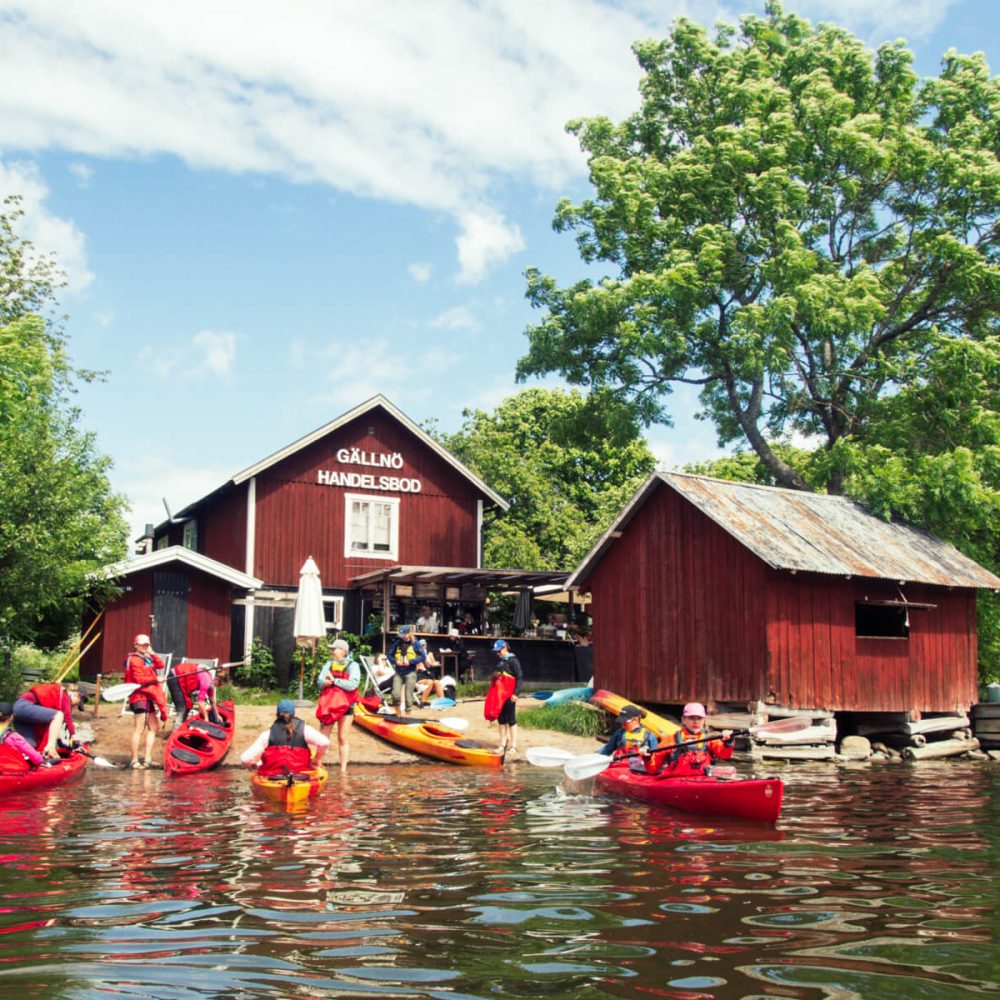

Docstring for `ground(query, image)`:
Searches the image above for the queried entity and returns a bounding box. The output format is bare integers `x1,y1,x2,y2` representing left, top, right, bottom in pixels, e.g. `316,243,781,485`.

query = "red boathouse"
567,472,1000,716
81,395,511,679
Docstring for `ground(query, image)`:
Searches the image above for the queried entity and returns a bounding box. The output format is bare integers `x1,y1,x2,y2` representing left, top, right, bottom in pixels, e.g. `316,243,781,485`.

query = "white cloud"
790,0,957,42
455,209,525,284
0,156,93,292
0,1,707,281
429,305,478,332
140,328,238,380
69,161,92,186
407,261,432,283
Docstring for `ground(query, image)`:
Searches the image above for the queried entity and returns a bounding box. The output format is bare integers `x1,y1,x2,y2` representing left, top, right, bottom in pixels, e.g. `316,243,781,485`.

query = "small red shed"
567,472,1000,715
82,395,508,679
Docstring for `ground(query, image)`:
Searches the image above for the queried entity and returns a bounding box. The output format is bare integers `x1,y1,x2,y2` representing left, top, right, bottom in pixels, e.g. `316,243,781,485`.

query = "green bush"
519,701,604,738
236,639,279,690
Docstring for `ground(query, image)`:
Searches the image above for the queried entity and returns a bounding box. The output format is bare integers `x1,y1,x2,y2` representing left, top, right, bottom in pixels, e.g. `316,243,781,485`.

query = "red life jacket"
315,664,359,725
124,653,168,717
0,730,31,773
173,662,201,710
668,726,732,774
22,683,69,747
258,718,311,777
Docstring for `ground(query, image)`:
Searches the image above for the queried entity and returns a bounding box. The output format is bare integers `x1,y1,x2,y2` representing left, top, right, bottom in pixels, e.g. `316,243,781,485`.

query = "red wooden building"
567,472,1000,715
82,395,508,679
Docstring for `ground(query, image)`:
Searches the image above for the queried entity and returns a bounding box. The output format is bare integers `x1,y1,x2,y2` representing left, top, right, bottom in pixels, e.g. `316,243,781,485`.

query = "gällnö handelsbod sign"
317,449,422,492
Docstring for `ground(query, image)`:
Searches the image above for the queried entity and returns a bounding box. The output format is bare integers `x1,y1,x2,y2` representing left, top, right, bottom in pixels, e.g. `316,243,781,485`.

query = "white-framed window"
182,518,198,552
324,596,344,630
345,493,399,560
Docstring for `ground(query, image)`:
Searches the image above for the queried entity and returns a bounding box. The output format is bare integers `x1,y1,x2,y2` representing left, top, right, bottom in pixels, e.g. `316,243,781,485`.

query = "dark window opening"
855,603,909,639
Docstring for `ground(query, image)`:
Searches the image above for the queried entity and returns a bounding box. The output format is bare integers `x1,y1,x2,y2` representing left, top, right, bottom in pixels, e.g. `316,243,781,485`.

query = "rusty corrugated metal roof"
568,470,1000,590
661,471,1000,589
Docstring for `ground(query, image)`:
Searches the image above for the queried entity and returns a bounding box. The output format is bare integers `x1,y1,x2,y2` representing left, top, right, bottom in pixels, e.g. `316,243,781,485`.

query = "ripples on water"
0,761,996,999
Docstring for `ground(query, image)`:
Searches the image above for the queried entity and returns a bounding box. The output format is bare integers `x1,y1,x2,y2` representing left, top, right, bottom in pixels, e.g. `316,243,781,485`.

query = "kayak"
594,763,783,823
164,701,236,777
0,747,88,796
589,689,681,740
536,685,593,706
353,701,504,767
251,764,328,807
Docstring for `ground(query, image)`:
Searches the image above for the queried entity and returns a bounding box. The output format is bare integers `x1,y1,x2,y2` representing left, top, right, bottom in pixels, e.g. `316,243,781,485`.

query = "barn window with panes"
182,518,198,552
345,494,399,560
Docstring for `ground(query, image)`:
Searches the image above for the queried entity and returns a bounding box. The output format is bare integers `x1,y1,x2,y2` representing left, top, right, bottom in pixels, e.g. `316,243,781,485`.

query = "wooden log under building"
901,737,980,761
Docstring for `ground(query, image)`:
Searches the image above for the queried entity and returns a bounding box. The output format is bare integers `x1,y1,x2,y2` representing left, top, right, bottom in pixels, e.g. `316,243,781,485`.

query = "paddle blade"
563,752,614,780
101,683,138,702
525,746,574,768
89,755,117,768
438,717,469,732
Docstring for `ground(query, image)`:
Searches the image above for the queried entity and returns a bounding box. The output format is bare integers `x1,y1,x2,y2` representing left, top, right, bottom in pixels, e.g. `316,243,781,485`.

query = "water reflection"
0,762,995,998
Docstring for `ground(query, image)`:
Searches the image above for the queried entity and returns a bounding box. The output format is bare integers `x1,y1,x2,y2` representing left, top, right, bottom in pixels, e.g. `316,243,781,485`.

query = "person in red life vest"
240,699,329,777
662,702,735,775
0,701,56,770
597,704,660,772
11,683,86,760
315,638,360,771
166,661,202,727
486,639,522,758
387,625,426,713
124,633,169,769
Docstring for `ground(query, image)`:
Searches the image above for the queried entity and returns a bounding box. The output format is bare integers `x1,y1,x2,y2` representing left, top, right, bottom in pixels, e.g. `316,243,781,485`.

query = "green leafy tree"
437,388,656,569
518,3,1000,497
0,198,127,648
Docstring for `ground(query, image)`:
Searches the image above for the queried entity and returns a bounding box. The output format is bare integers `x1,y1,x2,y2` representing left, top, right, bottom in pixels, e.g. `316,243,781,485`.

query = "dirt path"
79,695,603,768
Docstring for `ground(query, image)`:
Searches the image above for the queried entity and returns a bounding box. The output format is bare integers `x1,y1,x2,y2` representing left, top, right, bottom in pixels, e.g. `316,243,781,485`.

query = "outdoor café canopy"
351,565,572,592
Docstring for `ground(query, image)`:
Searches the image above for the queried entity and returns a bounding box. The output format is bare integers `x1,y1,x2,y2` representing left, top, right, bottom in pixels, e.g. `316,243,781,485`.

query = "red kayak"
594,764,783,823
0,747,88,796
164,701,235,777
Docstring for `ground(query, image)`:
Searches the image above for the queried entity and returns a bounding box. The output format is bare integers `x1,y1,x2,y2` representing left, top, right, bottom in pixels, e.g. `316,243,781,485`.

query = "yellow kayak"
251,764,328,807
589,689,680,740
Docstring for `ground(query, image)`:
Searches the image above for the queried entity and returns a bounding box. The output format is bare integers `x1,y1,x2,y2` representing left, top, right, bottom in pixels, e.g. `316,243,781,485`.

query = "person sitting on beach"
11,682,86,761
0,701,54,770
416,673,457,707
387,625,426,713
370,653,394,694
240,699,329,777
598,704,659,773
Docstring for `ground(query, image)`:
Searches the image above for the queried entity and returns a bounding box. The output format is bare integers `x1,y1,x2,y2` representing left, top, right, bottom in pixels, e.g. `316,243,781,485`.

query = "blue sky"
1,0,998,546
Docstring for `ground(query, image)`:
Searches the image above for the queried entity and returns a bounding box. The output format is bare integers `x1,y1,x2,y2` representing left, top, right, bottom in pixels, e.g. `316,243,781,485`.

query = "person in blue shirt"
598,704,660,772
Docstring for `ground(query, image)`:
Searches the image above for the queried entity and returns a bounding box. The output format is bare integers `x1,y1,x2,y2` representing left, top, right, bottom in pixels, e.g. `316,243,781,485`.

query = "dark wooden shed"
567,472,1000,715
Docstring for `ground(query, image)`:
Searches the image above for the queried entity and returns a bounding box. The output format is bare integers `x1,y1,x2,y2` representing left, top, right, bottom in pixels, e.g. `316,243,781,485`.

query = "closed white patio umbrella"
293,556,326,701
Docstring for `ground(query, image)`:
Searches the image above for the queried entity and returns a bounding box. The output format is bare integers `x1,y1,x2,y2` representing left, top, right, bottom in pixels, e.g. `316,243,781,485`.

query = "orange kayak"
251,764,327,807
353,702,504,767
589,689,680,740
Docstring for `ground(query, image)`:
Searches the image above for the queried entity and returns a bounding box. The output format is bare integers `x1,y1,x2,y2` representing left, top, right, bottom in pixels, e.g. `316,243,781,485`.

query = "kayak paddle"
71,746,118,768
562,716,814,780
525,746,575,767
100,682,139,702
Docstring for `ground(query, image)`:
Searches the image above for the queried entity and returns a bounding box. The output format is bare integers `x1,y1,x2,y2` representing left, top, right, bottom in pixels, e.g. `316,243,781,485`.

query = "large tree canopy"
0,198,127,648
518,3,1000,496
436,388,655,570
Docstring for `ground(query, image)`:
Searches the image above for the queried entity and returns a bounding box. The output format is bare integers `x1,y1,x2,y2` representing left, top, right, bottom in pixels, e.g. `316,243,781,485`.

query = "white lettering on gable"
316,469,421,493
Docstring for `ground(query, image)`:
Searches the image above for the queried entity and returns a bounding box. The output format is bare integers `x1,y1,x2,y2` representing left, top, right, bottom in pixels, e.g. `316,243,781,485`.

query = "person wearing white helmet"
315,637,361,771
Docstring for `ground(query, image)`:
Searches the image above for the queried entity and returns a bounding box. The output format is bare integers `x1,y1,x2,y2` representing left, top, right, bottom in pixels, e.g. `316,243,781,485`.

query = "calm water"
0,761,996,999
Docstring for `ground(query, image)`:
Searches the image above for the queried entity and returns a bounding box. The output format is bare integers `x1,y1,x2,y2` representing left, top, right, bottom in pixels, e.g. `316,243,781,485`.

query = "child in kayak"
662,702,734,775
598,704,660,772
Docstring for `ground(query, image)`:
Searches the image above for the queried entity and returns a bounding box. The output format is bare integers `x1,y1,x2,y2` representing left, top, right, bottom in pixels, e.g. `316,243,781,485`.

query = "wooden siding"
198,486,248,571
186,573,234,666
765,575,978,712
80,572,153,679
589,485,768,707
252,409,481,588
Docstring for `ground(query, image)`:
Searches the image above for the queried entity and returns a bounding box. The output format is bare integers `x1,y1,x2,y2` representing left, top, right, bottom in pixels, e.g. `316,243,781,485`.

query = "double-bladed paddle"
529,716,813,780
60,743,118,768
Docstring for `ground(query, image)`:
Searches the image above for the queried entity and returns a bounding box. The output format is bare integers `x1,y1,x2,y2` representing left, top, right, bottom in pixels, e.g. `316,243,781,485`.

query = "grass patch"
519,701,604,738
